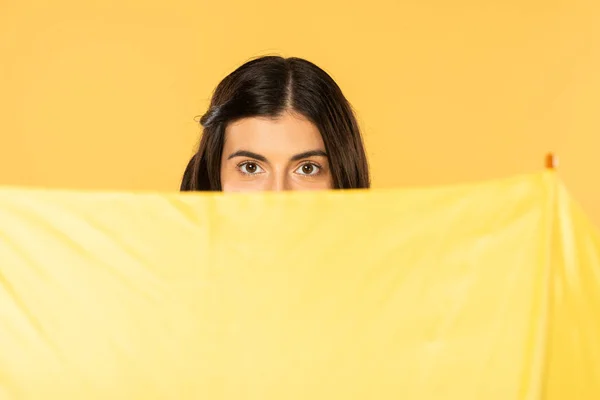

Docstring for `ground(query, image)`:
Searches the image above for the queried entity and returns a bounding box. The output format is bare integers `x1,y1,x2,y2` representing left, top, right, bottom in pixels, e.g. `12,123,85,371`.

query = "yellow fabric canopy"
0,171,598,399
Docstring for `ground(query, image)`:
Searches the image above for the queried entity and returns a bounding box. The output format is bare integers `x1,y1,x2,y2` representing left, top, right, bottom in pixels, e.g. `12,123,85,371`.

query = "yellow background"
1,0,599,223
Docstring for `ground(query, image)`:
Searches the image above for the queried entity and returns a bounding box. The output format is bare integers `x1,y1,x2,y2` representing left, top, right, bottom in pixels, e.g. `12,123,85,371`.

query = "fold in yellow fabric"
0,171,597,399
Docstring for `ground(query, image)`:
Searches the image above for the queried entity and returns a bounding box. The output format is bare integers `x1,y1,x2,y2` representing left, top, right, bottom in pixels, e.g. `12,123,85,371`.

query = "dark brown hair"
180,56,370,191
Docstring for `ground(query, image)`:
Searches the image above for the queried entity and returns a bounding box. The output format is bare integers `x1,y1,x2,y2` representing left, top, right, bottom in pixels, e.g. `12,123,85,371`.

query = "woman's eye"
239,162,264,175
295,163,321,176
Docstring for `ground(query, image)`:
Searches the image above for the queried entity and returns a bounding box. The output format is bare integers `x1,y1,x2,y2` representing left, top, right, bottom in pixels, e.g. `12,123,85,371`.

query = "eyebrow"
227,150,267,162
226,150,328,162
290,150,328,161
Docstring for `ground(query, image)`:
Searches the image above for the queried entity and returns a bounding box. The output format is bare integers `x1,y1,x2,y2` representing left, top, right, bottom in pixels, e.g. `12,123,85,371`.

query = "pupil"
247,163,257,173
303,164,313,174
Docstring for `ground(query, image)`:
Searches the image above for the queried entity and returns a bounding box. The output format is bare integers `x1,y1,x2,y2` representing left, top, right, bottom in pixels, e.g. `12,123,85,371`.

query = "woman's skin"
220,111,333,192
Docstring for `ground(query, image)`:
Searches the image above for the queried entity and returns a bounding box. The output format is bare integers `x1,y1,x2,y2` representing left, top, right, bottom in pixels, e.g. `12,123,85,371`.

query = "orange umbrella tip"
545,153,559,169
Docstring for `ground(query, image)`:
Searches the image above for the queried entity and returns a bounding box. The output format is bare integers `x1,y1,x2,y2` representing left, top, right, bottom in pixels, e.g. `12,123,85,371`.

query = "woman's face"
220,112,333,192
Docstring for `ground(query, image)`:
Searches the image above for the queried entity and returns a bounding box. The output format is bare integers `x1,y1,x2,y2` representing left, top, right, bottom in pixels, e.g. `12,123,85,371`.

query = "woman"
180,56,369,192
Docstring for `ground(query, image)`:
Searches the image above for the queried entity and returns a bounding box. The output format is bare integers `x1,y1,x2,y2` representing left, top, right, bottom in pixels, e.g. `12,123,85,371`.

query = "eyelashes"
236,160,323,176
295,162,321,176
237,161,265,175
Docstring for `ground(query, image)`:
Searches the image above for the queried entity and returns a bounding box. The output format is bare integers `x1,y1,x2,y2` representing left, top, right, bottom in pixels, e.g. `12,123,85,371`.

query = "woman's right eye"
238,162,265,175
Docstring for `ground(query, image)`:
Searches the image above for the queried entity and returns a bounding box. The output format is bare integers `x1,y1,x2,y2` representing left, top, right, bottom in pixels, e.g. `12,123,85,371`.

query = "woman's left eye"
294,163,321,176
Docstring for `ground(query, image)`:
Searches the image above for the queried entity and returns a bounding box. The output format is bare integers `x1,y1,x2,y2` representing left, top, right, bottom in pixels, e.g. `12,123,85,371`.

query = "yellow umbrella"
0,171,597,399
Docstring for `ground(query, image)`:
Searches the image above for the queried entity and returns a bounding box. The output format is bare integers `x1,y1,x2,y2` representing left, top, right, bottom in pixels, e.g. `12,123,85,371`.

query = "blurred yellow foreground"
0,171,598,399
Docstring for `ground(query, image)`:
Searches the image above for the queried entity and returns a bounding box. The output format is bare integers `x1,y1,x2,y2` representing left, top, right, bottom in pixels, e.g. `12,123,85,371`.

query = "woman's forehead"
224,113,325,154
